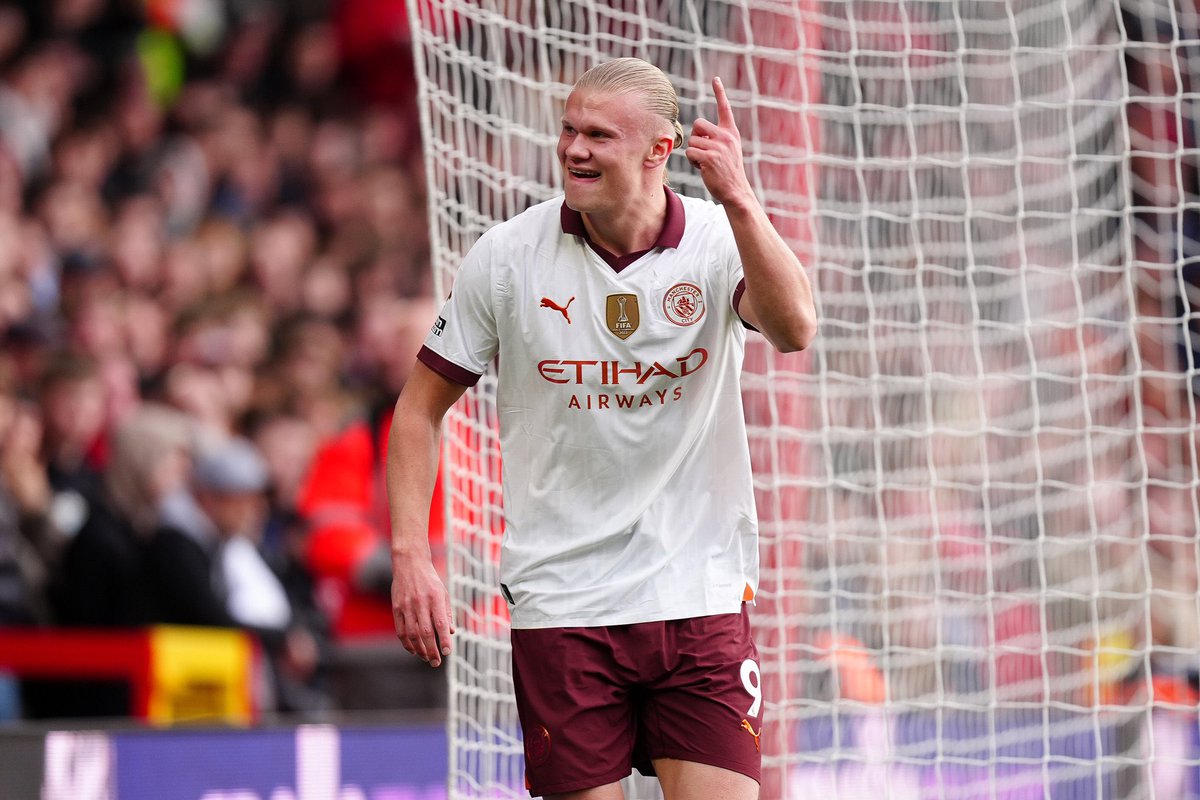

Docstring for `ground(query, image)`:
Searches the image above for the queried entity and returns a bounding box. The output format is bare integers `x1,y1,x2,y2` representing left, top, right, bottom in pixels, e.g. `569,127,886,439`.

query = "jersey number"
740,659,762,718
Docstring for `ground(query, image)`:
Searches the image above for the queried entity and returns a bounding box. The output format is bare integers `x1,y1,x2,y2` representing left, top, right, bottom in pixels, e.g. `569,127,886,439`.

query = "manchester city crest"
663,283,705,326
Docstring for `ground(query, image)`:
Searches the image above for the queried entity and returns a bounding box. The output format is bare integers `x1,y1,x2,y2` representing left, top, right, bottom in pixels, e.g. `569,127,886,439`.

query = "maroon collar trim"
560,187,685,272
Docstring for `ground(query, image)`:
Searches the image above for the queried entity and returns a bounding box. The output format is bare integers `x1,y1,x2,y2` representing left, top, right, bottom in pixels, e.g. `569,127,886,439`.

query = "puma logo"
740,719,761,752
540,296,575,324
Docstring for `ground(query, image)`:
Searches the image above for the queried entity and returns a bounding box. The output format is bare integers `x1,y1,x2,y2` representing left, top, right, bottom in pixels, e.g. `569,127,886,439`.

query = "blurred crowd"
0,0,444,718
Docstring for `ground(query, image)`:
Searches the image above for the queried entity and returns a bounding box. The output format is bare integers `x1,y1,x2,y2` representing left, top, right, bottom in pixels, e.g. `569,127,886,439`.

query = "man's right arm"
387,360,470,667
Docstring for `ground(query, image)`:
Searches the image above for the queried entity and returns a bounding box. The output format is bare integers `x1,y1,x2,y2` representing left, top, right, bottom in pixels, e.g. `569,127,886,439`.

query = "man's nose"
563,134,588,160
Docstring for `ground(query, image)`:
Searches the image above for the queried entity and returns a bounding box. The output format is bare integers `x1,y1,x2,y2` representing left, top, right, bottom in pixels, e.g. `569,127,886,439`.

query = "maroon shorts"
510,606,764,797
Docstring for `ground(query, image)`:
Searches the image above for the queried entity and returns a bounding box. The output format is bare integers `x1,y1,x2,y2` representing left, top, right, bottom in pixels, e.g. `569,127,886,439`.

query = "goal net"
407,0,1200,797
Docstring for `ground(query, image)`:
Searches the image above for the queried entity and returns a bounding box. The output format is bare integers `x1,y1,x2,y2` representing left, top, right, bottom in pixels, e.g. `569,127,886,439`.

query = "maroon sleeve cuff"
418,346,482,387
732,278,758,332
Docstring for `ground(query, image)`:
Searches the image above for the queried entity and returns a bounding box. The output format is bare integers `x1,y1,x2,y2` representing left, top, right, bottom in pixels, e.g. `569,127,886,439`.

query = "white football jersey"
420,190,758,628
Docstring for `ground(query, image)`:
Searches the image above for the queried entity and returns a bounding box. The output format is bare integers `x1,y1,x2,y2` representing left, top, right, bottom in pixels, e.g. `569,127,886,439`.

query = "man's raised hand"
686,76,754,207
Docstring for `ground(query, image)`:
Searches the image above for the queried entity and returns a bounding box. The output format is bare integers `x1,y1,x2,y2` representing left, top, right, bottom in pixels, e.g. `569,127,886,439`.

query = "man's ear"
645,135,673,169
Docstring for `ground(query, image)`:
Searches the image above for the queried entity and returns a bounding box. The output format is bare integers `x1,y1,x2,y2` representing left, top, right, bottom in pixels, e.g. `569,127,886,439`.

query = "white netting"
408,0,1200,797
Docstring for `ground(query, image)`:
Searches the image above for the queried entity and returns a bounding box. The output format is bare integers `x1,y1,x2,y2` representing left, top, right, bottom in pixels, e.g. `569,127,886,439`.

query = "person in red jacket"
298,296,445,640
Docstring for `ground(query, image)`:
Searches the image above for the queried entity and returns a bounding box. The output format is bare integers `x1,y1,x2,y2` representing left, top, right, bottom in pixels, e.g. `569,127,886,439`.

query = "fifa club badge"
606,293,640,339
663,283,705,326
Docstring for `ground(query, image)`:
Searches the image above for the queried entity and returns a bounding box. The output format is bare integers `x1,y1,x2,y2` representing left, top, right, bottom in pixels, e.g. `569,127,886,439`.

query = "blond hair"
105,403,196,535
574,58,685,151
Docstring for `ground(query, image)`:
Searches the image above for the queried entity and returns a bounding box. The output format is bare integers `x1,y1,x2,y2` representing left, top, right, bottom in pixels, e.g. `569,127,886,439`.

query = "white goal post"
407,1,1200,797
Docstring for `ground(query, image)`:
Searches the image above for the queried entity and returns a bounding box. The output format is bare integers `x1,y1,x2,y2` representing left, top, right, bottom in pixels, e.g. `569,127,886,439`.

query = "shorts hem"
649,749,762,784
527,767,632,798
511,603,745,629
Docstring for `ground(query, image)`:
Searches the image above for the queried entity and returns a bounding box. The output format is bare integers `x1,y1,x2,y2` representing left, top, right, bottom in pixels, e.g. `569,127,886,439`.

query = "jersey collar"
560,186,685,273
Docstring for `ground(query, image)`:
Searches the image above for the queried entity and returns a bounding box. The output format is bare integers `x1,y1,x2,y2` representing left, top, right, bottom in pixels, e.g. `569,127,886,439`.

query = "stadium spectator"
296,295,444,640
246,410,318,561
0,361,62,628
145,434,333,714
52,402,194,629
332,0,421,165
37,351,109,531
0,341,57,723
21,403,192,718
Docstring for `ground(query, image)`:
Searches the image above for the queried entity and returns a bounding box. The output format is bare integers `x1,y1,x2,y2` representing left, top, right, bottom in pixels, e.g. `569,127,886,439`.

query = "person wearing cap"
195,436,294,631
144,434,331,713
143,434,277,628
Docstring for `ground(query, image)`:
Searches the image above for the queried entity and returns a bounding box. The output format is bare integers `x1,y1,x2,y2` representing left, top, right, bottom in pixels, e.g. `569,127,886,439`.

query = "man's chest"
494,247,729,401
500,247,722,353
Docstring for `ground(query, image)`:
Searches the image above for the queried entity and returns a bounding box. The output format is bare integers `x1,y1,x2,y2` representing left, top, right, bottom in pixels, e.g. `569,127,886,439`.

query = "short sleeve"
710,210,748,323
419,232,501,384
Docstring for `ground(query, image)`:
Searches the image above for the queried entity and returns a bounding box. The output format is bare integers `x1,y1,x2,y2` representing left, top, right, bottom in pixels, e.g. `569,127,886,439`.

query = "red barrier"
0,626,259,724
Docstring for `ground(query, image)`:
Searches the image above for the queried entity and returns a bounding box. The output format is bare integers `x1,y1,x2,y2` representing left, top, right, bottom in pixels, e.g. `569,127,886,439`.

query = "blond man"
388,58,816,799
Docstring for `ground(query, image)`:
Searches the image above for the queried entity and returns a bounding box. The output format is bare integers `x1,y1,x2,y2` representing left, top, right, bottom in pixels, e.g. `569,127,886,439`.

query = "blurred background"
0,0,453,786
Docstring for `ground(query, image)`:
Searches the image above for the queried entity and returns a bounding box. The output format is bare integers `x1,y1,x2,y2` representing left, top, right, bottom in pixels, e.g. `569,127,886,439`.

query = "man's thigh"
636,608,764,785
511,626,638,797
652,758,759,800
544,783,625,800
511,608,763,797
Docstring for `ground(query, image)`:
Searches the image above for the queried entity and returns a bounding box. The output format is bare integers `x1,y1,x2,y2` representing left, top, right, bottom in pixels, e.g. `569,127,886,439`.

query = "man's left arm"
687,77,817,353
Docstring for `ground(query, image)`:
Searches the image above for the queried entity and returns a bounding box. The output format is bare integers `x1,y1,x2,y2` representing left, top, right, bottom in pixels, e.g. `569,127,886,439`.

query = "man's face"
196,488,266,540
42,376,105,447
557,89,661,216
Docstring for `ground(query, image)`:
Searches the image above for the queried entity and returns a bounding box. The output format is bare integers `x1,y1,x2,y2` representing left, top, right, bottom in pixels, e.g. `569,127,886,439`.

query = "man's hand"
391,552,455,667
686,77,755,207
387,364,468,668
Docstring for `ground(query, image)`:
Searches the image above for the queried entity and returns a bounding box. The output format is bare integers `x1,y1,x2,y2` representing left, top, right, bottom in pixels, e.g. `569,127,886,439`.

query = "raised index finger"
712,76,736,129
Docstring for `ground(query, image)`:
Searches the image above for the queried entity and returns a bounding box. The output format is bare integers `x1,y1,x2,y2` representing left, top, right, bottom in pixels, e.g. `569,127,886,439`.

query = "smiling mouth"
568,168,600,179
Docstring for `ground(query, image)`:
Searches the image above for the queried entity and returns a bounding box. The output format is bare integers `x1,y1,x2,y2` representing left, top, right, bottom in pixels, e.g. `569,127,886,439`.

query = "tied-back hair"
574,57,685,155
